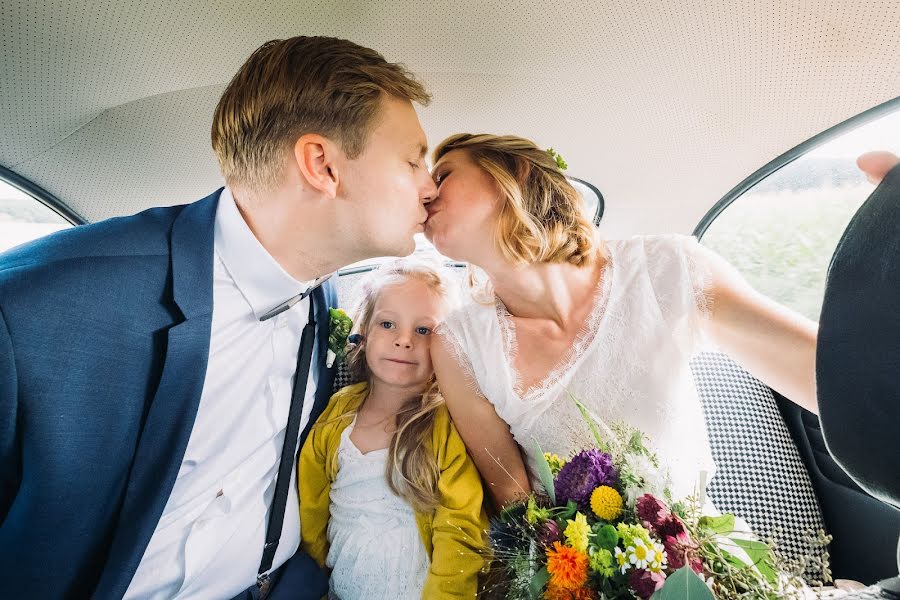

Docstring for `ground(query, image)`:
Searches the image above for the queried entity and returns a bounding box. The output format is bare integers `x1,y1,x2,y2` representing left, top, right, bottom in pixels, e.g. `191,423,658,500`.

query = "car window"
700,107,900,321
0,180,72,253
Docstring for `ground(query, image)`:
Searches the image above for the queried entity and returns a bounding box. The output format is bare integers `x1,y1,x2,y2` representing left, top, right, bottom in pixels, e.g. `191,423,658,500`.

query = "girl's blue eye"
415,326,432,335
380,321,394,329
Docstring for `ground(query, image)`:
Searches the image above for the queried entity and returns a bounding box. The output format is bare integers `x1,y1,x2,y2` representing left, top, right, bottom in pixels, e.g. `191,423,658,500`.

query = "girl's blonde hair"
433,133,603,268
346,258,457,512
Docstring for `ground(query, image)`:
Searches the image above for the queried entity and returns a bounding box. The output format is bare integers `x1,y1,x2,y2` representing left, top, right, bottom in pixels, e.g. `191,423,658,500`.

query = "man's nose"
421,174,438,204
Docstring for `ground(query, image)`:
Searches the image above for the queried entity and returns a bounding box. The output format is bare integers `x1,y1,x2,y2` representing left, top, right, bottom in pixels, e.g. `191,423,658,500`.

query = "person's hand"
856,151,900,185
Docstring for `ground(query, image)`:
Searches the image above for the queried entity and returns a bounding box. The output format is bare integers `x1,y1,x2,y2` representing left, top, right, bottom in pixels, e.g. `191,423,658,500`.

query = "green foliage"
546,148,568,171
651,566,715,600
533,440,557,505
698,514,735,535
529,567,549,598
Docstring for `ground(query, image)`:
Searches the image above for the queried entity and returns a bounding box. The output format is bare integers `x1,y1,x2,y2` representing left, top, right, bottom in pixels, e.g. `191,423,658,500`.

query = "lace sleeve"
435,306,483,393
436,299,528,433
680,235,715,320
642,234,717,353
679,235,723,354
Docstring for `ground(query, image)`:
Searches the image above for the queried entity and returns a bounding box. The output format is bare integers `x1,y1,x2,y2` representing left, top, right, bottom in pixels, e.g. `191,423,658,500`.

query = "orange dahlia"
546,542,589,590
544,585,599,600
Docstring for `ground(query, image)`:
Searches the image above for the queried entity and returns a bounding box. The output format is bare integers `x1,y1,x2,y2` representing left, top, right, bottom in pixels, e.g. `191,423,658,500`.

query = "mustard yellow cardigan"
299,382,488,598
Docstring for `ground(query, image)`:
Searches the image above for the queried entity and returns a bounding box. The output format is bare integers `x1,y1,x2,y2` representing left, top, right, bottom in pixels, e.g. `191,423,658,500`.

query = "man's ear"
294,134,341,197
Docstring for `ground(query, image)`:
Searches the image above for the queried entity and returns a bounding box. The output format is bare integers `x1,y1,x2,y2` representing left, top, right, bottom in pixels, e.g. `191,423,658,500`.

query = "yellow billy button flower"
590,485,624,521
564,513,591,553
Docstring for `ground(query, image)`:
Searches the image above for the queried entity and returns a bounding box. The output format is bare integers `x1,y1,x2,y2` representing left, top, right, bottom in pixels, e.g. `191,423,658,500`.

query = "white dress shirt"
125,188,320,599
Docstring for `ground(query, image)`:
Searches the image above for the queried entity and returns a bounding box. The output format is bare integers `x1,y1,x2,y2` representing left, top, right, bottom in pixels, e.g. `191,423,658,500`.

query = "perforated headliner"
2,0,899,235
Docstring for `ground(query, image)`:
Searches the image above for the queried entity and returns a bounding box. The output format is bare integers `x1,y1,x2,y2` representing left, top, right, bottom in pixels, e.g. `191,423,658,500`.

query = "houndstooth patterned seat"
691,351,828,581
332,359,358,393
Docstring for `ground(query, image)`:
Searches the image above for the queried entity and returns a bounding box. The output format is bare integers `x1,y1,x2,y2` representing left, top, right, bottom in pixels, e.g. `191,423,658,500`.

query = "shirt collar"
214,187,312,320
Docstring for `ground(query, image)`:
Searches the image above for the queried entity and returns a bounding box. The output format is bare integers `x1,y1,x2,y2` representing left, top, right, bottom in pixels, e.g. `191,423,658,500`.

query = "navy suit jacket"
0,190,337,598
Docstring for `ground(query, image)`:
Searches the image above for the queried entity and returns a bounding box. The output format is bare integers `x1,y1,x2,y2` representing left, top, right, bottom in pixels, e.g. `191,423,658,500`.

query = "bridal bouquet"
485,398,802,600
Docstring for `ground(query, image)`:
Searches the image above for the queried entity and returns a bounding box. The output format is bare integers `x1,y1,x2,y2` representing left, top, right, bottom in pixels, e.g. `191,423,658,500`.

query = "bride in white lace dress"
423,133,821,511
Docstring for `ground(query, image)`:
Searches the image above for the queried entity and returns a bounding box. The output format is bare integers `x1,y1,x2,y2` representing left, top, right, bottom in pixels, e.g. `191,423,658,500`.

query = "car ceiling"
1,0,899,237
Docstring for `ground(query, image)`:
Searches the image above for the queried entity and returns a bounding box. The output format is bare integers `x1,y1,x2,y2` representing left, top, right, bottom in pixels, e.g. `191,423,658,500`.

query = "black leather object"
816,161,900,573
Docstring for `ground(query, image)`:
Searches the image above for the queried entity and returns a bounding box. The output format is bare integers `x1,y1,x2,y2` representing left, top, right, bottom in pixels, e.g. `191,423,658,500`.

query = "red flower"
635,494,669,531
662,528,703,573
628,568,666,599
657,515,687,539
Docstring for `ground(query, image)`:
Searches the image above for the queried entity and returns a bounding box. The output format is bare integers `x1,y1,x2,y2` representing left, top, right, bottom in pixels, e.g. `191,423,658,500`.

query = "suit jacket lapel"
93,191,220,598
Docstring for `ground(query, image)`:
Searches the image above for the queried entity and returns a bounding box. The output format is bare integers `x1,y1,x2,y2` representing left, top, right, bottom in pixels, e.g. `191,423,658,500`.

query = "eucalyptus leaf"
533,439,556,505
653,566,714,600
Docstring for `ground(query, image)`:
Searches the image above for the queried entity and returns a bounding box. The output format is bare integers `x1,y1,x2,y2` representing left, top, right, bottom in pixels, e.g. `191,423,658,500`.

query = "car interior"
1,0,899,593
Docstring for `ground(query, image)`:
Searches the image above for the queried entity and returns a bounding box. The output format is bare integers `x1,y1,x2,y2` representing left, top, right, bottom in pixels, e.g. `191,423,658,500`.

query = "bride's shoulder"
603,234,701,272
439,291,496,336
606,233,697,254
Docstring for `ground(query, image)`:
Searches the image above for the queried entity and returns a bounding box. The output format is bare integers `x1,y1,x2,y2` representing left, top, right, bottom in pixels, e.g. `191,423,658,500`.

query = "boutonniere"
326,307,353,368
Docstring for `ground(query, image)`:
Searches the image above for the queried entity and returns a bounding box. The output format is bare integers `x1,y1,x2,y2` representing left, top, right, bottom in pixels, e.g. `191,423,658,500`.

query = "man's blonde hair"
212,36,430,192
433,133,601,267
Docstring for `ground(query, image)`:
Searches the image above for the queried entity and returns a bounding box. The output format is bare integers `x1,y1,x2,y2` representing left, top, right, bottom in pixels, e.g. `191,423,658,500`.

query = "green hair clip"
546,147,568,171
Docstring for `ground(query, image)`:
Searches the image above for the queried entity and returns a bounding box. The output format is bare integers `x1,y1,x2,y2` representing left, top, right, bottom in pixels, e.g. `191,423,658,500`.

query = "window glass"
0,180,71,253
701,107,900,321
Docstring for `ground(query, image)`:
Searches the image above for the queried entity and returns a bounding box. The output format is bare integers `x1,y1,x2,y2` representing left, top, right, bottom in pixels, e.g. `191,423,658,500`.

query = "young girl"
299,259,487,599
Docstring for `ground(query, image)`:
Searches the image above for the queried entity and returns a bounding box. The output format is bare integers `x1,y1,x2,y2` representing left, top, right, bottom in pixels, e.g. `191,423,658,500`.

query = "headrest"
816,163,900,509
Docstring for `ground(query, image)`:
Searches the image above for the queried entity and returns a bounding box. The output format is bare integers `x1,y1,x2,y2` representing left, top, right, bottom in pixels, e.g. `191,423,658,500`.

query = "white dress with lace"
439,234,718,503
325,419,429,600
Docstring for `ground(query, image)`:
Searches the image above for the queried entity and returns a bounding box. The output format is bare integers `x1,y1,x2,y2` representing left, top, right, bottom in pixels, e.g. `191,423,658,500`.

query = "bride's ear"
294,134,340,198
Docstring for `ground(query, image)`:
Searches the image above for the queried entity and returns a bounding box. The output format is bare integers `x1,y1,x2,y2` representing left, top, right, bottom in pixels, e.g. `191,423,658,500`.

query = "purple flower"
635,494,669,531
538,519,562,547
629,568,666,599
554,449,617,512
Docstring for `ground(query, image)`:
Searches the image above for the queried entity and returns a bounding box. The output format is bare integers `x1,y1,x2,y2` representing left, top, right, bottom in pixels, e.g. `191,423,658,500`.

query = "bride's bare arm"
702,253,819,414
431,333,531,508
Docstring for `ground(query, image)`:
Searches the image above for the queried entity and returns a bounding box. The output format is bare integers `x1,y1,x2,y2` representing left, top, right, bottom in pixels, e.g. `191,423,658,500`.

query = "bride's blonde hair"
344,258,457,512
433,133,603,268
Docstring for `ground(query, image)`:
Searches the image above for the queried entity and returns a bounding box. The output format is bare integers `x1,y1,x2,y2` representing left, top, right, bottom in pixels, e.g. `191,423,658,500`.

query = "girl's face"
424,149,503,263
363,278,447,390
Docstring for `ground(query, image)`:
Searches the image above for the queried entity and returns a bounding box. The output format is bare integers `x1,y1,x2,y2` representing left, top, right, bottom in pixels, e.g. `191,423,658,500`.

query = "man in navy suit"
0,36,437,599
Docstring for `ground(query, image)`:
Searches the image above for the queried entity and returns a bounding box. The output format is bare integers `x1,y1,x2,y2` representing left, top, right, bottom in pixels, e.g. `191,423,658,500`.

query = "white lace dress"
325,419,429,600
439,234,718,503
